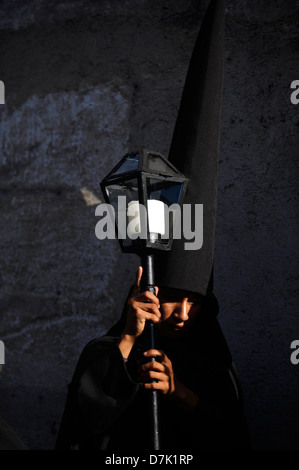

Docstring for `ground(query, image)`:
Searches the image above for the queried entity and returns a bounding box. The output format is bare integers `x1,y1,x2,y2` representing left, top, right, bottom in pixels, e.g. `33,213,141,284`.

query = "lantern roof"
102,149,187,183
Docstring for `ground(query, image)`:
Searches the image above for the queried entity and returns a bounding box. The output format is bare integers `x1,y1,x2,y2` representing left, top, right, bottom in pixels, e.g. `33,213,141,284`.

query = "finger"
135,290,160,305
133,301,161,318
136,309,161,325
155,286,159,296
133,266,143,293
141,360,165,372
143,312,161,324
140,370,168,382
137,302,161,315
143,349,165,360
143,382,168,392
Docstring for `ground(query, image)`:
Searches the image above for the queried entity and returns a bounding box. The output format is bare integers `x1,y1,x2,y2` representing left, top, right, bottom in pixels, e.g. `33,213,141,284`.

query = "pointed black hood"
156,0,225,296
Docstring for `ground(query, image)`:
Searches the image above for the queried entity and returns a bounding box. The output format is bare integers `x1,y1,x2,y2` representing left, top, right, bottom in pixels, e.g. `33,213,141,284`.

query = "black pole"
140,252,160,451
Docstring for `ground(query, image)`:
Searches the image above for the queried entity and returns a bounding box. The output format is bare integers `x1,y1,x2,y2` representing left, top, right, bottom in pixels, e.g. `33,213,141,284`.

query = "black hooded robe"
55,291,250,451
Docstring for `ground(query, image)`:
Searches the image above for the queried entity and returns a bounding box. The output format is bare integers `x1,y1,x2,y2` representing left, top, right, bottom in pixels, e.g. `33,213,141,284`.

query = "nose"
174,298,189,323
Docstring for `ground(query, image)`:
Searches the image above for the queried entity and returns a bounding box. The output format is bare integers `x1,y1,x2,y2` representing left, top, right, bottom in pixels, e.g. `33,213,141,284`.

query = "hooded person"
55,0,250,451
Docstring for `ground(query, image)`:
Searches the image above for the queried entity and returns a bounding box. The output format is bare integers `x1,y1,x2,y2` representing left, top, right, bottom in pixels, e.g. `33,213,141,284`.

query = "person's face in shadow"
156,286,203,338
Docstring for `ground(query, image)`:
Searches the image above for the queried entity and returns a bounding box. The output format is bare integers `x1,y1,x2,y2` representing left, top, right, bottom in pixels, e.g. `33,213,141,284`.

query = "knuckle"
135,308,140,317
136,309,145,319
128,297,137,308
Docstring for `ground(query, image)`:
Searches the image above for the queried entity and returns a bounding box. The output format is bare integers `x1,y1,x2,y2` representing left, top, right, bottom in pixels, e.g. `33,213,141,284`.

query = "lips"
171,323,184,330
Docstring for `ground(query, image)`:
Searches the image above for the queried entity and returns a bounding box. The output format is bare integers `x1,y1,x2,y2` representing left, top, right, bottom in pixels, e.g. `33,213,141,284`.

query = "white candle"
147,199,165,236
127,199,165,240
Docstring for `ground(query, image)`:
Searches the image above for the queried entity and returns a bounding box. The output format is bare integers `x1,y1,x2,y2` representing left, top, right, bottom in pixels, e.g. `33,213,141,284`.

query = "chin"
158,325,185,338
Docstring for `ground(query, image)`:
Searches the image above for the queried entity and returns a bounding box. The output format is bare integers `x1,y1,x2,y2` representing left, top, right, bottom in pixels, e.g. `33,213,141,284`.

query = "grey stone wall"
0,0,298,450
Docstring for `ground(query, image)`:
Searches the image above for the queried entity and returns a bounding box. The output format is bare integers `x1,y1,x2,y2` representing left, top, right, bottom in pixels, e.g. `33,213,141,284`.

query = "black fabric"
55,336,140,450
155,0,226,295
55,293,250,451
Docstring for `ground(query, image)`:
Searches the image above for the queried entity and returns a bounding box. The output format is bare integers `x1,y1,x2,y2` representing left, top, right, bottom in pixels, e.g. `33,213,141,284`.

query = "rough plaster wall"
216,1,299,450
0,0,298,450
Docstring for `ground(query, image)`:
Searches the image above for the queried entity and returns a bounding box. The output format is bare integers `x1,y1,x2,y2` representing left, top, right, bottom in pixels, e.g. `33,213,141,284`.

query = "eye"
158,296,178,303
158,298,169,304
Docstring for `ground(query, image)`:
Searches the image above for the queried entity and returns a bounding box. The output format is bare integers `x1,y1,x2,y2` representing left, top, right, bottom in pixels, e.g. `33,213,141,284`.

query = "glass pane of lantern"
112,153,139,176
146,178,184,245
105,177,139,204
146,153,178,176
105,177,144,247
146,178,183,205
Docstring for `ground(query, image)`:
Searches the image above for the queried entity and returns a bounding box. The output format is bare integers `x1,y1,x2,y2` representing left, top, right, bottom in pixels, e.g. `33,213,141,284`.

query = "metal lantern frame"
100,148,188,254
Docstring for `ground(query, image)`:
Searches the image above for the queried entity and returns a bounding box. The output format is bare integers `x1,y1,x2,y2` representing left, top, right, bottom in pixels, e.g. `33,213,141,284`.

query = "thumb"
133,266,143,293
